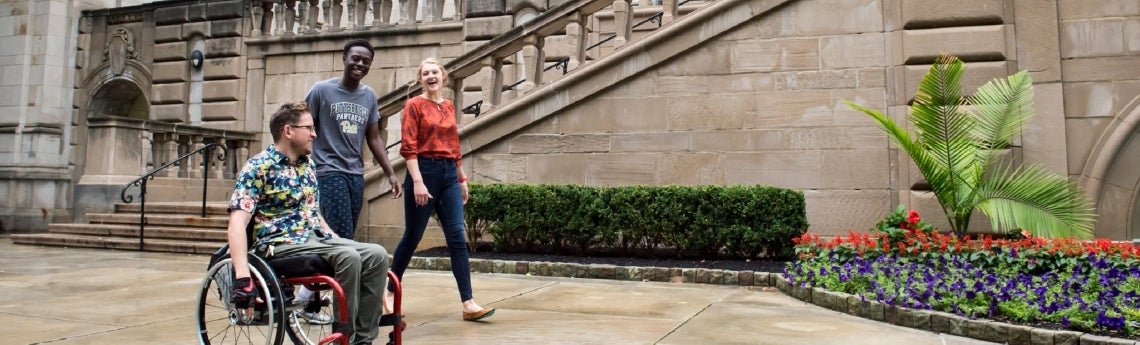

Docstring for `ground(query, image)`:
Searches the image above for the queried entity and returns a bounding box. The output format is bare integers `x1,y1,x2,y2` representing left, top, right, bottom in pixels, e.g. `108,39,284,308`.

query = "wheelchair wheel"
196,254,286,345
285,288,337,345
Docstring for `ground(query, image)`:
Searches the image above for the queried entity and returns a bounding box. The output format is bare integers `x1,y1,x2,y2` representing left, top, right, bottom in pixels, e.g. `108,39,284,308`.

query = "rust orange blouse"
400,96,462,166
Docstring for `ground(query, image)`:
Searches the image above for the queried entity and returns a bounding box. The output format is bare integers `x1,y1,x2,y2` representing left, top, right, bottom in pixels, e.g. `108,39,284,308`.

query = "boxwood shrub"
464,183,809,260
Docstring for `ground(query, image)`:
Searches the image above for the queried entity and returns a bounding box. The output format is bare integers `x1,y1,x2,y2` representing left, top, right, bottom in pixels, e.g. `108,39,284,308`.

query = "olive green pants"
273,237,389,345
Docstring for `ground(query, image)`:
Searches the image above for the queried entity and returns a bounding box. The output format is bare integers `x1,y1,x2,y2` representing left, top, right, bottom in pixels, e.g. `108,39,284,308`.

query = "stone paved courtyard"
0,237,1000,344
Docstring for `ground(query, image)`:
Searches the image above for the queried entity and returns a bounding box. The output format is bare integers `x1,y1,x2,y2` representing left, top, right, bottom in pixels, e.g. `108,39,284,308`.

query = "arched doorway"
1081,95,1140,240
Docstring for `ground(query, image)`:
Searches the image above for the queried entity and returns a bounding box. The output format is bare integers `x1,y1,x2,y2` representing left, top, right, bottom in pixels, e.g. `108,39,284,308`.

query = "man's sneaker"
296,310,333,325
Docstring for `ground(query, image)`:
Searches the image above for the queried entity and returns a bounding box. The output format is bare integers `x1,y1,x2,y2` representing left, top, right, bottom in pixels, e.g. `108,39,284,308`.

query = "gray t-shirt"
305,78,380,175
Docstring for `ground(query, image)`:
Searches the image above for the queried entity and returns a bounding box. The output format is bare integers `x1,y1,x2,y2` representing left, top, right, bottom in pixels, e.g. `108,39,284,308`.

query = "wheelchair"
195,243,405,345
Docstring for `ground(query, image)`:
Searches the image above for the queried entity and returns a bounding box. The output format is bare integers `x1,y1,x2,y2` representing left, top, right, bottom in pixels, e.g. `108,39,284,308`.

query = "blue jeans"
389,156,473,302
318,173,364,239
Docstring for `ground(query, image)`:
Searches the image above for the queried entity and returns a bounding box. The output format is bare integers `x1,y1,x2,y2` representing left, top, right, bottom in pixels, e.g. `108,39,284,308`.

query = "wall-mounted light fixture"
190,50,204,70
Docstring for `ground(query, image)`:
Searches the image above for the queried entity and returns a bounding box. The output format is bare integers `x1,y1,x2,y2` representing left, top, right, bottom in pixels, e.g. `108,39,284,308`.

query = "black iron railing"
120,142,226,250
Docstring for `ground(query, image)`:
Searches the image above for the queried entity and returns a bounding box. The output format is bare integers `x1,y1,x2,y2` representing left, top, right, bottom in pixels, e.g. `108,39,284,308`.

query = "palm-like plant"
846,55,1095,239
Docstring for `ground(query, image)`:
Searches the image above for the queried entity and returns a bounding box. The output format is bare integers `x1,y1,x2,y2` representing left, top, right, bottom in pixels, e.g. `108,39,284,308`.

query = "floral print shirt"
228,145,321,247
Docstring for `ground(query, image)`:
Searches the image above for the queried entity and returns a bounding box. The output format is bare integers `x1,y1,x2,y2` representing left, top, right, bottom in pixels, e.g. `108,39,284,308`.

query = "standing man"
306,39,403,240
227,101,390,345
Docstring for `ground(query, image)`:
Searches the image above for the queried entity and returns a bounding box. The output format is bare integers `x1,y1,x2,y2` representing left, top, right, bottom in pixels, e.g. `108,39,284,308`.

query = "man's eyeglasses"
289,124,315,131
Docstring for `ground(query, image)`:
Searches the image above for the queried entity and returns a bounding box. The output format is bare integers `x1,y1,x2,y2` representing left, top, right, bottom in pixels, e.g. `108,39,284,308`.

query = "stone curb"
407,256,781,287
771,275,1138,345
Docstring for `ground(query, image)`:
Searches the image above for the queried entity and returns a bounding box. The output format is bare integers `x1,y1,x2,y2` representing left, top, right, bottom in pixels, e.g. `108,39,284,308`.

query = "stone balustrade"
250,0,670,37
376,0,692,122
84,117,257,181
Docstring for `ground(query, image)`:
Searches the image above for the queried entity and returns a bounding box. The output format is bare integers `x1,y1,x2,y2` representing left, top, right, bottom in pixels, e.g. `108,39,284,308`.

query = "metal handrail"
120,142,226,250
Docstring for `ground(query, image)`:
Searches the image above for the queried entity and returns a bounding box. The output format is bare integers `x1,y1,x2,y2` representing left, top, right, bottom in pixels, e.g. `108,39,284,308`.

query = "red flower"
907,210,921,225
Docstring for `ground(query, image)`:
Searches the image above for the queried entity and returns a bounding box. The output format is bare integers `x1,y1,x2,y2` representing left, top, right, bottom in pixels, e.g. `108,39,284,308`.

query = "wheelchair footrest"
379,313,403,327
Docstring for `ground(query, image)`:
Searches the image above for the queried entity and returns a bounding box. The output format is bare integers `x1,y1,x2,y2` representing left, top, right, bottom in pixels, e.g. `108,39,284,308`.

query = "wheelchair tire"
196,254,287,345
284,287,337,345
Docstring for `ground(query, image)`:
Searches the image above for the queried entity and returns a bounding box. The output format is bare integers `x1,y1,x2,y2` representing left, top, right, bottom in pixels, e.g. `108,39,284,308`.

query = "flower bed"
785,210,1140,340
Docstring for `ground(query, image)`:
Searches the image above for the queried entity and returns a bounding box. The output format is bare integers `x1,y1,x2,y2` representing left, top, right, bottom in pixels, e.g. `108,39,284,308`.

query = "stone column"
188,135,205,178
326,0,343,31
662,0,677,24
304,0,321,33
209,139,225,179
481,57,504,113
519,34,545,93
567,14,586,70
251,0,266,36
612,0,632,47
451,77,464,123
373,0,392,26
160,134,179,177
347,0,360,29
400,0,419,24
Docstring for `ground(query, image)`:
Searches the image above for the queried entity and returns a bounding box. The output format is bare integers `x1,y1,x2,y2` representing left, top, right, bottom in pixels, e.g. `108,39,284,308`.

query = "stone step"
87,213,230,228
114,202,230,216
10,233,222,255
48,223,227,241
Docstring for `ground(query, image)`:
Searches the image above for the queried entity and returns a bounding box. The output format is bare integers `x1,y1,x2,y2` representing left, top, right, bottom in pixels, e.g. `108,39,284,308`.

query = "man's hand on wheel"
232,277,256,308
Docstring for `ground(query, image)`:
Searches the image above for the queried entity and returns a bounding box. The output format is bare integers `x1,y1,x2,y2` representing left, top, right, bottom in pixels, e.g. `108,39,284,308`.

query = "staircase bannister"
119,142,226,251
376,0,618,117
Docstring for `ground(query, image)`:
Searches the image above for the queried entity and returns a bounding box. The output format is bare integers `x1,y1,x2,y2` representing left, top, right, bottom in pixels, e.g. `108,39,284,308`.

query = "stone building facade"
1,0,1138,245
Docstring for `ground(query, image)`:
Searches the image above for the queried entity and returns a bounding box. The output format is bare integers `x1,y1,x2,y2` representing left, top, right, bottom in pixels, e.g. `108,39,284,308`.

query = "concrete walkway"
0,238,997,345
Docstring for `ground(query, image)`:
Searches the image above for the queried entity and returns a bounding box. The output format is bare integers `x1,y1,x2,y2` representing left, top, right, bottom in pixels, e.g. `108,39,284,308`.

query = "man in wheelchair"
227,101,392,345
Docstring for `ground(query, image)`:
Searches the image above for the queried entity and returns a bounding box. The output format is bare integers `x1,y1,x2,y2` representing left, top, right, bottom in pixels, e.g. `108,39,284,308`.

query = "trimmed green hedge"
464,183,809,260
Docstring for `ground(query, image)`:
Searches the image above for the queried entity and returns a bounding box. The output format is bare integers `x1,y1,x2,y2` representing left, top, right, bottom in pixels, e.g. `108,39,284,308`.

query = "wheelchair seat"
266,253,334,278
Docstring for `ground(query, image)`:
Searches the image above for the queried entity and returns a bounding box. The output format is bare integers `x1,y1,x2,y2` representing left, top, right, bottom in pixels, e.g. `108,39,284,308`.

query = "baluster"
139,132,152,174
188,135,205,178
400,0,418,25
327,0,344,30
482,57,504,113
251,0,266,36
372,0,392,26
347,0,360,29
262,1,277,36
613,0,632,47
662,0,677,23
274,2,287,35
519,34,545,93
303,0,320,33
452,0,461,20
423,0,442,23
451,77,464,123
209,139,225,179
298,0,310,32
234,140,250,178
285,0,298,34
161,134,179,177
567,14,587,70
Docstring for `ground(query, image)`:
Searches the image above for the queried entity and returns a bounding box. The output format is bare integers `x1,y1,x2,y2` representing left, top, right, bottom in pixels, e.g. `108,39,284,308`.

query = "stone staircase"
11,202,229,254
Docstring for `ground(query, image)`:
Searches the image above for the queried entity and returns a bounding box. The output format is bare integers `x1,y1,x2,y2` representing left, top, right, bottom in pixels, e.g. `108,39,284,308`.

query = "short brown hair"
269,101,311,142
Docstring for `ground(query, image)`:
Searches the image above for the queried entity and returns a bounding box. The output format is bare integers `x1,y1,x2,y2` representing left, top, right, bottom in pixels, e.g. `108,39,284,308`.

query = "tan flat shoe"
462,307,495,321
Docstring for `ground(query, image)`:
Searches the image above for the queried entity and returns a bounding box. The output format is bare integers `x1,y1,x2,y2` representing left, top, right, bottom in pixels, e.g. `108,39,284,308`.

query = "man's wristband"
458,177,468,183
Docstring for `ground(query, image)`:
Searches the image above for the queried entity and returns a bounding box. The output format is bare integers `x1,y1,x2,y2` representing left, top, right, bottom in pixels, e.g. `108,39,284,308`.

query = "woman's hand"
413,181,432,206
460,181,469,205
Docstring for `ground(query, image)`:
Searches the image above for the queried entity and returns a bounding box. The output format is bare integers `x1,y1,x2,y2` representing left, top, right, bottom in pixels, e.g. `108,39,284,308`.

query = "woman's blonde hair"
417,58,448,84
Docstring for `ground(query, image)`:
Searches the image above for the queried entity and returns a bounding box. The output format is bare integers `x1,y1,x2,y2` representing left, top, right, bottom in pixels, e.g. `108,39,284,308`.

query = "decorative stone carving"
103,28,140,76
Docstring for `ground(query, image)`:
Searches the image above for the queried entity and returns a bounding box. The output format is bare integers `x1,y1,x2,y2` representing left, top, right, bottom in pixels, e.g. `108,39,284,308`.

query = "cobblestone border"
409,257,1137,345
406,257,781,287
770,274,1138,345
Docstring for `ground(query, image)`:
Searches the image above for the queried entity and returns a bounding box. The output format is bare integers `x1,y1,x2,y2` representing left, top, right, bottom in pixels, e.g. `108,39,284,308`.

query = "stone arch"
79,60,153,120
1080,94,1140,240
70,61,154,187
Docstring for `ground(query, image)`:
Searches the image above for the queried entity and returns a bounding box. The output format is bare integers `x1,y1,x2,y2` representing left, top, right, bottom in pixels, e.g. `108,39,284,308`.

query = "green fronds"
969,70,1034,152
844,54,1096,238
975,164,1096,239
